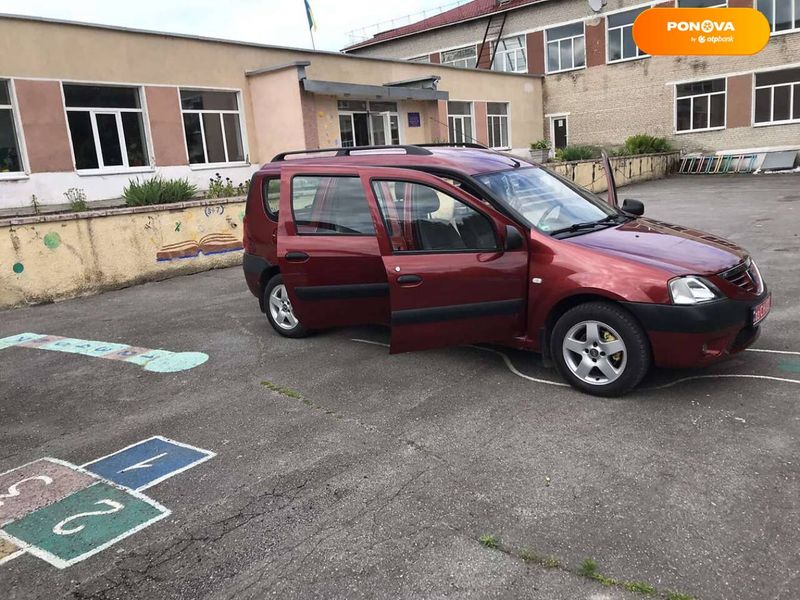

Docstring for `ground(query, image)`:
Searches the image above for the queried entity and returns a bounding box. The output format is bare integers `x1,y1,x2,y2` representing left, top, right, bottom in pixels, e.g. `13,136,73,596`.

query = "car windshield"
475,167,619,234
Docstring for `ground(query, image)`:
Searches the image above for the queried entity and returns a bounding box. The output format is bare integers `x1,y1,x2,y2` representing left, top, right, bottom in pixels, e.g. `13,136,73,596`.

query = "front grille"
718,258,762,294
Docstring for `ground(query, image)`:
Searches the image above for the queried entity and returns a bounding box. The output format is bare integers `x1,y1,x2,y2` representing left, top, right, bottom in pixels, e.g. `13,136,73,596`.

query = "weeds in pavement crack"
261,379,301,399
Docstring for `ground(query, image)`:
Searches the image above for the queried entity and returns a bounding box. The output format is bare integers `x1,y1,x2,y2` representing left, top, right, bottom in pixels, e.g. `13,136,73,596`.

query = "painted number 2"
53,500,124,536
0,476,53,507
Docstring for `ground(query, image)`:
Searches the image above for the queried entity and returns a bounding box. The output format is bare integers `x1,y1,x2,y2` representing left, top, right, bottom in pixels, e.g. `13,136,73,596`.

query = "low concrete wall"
548,152,680,193
1,197,245,309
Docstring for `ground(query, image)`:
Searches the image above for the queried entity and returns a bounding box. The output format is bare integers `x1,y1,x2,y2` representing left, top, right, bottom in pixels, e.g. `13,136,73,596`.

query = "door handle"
285,251,309,262
397,274,422,285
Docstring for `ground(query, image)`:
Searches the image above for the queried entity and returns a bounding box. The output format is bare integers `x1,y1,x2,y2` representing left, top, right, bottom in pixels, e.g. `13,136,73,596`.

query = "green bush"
123,177,197,206
555,145,599,161
530,139,551,150
206,173,251,199
64,187,88,212
618,134,673,156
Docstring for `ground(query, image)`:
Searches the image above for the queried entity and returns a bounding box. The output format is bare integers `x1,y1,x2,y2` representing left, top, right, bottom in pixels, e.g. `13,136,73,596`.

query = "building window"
337,100,400,147
0,80,23,175
291,176,375,235
677,0,727,7
607,7,649,63
492,36,527,72
755,68,800,124
447,101,473,144
675,79,726,132
408,55,431,63
487,102,510,149
757,0,800,33
441,46,478,68
546,22,585,73
180,90,245,165
63,84,149,171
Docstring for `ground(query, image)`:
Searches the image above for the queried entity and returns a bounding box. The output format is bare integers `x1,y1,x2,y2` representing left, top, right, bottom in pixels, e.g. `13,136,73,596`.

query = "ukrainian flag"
304,0,317,32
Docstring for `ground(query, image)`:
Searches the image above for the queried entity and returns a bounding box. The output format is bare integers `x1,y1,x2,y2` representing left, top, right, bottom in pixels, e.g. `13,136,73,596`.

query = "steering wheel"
535,204,559,230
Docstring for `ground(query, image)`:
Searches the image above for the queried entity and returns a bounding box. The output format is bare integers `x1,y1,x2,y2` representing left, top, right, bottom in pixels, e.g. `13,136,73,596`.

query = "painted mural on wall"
0,199,246,309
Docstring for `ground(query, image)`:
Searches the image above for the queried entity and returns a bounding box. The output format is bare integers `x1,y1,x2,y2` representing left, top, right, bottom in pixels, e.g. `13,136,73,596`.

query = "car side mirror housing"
622,198,644,216
504,225,525,251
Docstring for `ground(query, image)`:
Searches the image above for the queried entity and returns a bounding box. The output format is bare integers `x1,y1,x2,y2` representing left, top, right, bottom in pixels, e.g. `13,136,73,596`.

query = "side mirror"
622,198,644,216
504,225,525,251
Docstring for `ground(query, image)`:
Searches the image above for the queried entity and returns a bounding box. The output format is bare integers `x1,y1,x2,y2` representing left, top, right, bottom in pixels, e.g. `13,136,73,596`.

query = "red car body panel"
243,147,768,371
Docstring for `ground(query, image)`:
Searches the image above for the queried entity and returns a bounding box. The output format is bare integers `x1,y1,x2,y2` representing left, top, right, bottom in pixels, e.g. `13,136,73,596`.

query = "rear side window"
262,178,279,220
291,176,375,235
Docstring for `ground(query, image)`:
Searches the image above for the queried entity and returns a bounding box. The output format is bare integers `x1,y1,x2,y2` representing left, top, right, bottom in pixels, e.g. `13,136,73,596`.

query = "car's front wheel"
550,302,651,397
264,274,308,338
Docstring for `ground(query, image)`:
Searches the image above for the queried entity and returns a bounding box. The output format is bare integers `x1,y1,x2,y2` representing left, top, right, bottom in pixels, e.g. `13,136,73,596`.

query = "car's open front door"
601,150,618,208
276,165,389,330
362,167,529,354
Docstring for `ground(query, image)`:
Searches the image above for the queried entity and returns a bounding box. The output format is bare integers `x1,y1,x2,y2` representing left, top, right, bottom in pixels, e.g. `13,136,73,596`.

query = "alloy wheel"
268,284,299,331
562,320,627,386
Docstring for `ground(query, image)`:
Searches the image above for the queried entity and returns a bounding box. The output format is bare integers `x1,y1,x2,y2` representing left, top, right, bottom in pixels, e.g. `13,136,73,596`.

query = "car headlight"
669,276,722,305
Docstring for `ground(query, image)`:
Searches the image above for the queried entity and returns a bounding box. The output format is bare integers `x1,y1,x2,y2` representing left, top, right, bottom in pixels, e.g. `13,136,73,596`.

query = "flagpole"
309,28,316,50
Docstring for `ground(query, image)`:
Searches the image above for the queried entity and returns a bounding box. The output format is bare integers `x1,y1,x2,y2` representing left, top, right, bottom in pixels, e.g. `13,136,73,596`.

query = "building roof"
342,0,545,52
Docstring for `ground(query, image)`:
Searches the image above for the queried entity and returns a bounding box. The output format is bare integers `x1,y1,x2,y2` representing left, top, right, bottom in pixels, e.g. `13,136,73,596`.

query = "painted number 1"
0,476,53,507
53,500,124,536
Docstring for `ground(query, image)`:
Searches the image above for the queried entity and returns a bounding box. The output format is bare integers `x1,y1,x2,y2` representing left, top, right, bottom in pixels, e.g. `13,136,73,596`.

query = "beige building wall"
346,0,800,152
0,16,543,209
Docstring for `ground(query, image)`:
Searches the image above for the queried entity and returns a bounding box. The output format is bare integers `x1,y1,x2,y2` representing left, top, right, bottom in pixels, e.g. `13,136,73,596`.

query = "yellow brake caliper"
602,329,622,363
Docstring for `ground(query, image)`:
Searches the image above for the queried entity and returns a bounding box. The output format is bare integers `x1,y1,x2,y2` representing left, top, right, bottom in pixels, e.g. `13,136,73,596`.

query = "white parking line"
351,339,800,391
747,348,800,356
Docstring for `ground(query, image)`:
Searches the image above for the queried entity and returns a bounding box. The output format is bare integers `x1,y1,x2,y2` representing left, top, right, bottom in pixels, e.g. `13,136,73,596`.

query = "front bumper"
621,290,770,368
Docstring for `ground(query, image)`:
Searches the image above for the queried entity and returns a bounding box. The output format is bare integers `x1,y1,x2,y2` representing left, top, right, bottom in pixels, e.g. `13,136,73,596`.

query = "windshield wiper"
549,214,628,237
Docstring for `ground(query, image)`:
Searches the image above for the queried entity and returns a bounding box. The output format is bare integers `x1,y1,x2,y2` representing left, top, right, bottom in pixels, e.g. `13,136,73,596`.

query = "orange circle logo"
632,8,771,55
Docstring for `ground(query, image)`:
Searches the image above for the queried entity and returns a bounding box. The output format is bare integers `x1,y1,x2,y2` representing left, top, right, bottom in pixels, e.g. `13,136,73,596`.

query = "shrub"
555,145,599,161
618,134,673,156
530,139,551,150
64,188,88,212
123,177,197,206
206,173,251,199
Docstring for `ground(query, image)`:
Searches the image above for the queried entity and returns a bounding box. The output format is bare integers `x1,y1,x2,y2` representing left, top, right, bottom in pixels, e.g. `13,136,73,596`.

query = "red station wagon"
242,145,770,396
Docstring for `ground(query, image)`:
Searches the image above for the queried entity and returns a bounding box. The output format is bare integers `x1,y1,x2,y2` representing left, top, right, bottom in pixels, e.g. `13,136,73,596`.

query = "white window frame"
756,0,800,36
674,78,727,134
606,7,650,64
440,45,478,69
491,36,527,73
337,101,402,147
447,101,475,144
0,78,28,180
180,88,248,169
62,83,152,175
408,55,431,63
752,70,800,126
486,102,511,149
545,22,586,74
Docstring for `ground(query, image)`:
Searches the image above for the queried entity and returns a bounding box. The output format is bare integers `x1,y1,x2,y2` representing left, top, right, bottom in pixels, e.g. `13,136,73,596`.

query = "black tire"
550,301,651,397
263,274,309,338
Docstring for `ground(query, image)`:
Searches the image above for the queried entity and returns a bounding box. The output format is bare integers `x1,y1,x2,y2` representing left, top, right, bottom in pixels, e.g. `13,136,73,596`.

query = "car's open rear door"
361,167,529,354
276,165,389,330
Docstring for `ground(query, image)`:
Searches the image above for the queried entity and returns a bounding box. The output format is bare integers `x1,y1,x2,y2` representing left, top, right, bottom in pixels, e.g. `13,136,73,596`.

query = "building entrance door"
551,116,568,149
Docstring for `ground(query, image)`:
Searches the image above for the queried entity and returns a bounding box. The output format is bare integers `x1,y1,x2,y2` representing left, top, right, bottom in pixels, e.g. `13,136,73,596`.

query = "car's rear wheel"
550,302,650,397
264,274,308,338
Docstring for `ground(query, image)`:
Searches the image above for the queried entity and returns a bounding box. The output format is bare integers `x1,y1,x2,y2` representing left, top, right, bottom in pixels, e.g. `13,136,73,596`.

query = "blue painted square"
83,437,215,491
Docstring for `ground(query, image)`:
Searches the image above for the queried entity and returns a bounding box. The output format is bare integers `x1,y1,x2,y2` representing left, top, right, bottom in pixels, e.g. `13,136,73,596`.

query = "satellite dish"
588,0,606,13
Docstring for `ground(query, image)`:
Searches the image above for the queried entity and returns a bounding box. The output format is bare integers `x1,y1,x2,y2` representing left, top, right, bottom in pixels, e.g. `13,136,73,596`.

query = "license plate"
752,295,771,325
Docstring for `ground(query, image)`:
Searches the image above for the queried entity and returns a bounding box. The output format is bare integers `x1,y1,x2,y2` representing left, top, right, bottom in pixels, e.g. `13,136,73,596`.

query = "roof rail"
271,145,434,162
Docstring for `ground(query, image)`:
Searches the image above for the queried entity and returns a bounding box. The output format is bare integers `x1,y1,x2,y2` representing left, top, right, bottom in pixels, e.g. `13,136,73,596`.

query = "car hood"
567,217,747,275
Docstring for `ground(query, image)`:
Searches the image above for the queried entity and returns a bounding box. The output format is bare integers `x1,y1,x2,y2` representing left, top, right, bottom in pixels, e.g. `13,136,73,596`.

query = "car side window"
291,175,375,235
372,180,497,253
263,178,280,221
